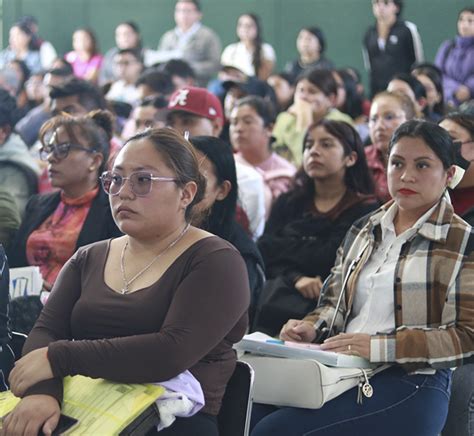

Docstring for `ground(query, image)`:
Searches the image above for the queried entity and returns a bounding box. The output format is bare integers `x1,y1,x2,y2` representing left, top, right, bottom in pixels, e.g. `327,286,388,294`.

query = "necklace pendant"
121,286,128,294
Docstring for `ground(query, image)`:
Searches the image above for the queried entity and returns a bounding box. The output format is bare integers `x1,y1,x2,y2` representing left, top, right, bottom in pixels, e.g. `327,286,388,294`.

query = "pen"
266,339,285,345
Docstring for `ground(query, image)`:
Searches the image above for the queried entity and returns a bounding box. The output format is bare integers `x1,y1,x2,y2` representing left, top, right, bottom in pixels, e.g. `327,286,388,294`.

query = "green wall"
1,0,470,85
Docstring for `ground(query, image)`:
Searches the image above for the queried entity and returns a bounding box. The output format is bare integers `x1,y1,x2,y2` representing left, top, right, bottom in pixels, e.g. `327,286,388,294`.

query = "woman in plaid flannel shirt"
252,120,474,436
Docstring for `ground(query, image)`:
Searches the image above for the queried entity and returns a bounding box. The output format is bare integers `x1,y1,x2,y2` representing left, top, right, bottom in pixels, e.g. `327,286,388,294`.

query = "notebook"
234,332,373,368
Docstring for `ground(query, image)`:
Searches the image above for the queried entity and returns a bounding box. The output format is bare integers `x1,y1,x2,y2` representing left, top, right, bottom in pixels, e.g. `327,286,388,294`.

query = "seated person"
272,68,354,166
105,48,144,106
166,86,266,239
254,120,377,335
190,135,265,323
4,128,250,436
387,72,428,118
439,112,474,221
365,91,416,202
230,95,297,216
0,88,40,215
8,110,121,295
251,120,474,436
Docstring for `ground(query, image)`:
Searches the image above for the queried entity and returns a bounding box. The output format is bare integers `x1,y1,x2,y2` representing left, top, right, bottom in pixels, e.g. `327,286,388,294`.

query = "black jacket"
8,189,121,268
258,192,378,286
363,19,423,96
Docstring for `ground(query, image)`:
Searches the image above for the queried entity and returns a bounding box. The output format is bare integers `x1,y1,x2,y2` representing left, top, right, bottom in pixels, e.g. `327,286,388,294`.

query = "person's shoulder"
189,235,239,255
199,24,220,38
73,238,113,262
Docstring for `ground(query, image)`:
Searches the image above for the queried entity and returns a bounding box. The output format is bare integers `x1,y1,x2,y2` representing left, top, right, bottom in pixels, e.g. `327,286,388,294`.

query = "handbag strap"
326,240,370,336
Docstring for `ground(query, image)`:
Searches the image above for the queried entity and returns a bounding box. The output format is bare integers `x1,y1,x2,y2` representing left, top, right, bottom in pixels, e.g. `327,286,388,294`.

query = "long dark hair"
238,13,264,77
290,119,374,203
411,63,445,117
190,136,238,239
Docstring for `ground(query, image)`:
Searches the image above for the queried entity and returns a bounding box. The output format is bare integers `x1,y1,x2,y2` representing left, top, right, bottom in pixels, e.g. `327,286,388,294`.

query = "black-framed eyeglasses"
100,171,177,197
39,143,97,161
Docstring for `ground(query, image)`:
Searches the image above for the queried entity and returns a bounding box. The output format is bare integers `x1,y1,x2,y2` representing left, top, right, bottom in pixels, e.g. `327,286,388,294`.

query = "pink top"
65,52,103,81
236,152,296,215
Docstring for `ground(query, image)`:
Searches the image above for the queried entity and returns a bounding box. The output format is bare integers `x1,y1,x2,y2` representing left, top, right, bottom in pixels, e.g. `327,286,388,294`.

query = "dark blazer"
8,189,122,268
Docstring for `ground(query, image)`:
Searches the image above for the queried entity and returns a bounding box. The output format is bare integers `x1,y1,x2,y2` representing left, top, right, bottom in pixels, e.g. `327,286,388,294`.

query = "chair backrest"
218,360,255,436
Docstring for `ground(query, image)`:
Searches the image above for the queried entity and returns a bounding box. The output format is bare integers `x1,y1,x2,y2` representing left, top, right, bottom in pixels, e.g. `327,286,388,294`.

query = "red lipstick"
398,188,417,196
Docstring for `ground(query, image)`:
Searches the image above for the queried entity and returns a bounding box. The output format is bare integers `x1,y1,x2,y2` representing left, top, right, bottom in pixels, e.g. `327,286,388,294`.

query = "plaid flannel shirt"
304,196,474,370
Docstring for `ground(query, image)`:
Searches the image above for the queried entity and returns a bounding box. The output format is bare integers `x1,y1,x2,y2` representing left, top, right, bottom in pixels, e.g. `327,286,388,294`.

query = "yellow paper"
0,376,164,434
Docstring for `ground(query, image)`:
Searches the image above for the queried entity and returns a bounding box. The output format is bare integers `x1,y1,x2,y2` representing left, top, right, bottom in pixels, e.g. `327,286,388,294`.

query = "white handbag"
241,354,388,409
242,242,389,409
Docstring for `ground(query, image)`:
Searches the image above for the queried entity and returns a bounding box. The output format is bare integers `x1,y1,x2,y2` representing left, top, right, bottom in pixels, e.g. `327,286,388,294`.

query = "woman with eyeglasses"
251,120,474,436
8,110,120,297
365,91,416,202
4,128,249,436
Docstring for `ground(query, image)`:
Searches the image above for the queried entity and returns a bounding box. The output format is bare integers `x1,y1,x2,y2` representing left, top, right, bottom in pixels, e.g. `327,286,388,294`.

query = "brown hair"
39,109,113,175
372,90,417,120
124,127,206,221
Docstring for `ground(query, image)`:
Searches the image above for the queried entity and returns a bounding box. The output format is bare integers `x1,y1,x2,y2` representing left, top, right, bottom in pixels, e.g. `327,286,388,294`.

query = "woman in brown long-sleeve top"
4,128,250,436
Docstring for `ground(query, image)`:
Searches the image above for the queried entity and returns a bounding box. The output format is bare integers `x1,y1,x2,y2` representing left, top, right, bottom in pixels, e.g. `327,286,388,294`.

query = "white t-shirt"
220,42,276,77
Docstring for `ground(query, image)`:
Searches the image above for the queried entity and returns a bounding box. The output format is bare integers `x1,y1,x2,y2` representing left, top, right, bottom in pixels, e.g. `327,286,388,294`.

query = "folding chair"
218,360,255,436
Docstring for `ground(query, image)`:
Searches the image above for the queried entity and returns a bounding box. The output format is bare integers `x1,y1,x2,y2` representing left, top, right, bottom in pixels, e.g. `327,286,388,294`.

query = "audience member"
166,86,267,239
4,128,250,436
0,245,13,391
272,68,353,166
411,62,445,121
254,120,377,335
251,120,474,436
158,59,196,90
435,6,474,107
439,112,474,220
190,135,265,323
156,0,221,86
267,72,294,113
135,68,175,101
105,49,144,105
126,96,169,138
221,13,276,80
15,64,74,148
365,90,416,201
9,110,121,294
0,22,42,74
284,26,334,83
17,15,57,70
100,21,160,85
387,72,427,117
65,28,103,84
0,88,40,215
230,96,296,214
363,0,423,97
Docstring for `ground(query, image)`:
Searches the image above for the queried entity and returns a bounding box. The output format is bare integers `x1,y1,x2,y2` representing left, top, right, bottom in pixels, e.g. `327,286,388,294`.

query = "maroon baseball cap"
167,86,224,123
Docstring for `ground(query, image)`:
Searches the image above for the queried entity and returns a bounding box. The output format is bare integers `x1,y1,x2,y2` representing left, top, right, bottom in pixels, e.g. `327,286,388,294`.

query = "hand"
320,332,371,360
455,85,471,103
295,276,323,300
280,319,316,342
0,395,60,436
9,347,54,397
288,98,314,132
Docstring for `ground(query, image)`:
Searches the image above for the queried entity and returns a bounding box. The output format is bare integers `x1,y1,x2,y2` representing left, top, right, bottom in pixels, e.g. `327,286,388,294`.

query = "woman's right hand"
288,99,314,132
295,276,323,300
1,395,60,436
280,319,316,343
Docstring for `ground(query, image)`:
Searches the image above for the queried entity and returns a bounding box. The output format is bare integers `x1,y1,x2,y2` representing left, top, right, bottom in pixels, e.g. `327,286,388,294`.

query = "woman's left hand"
9,347,54,397
320,333,371,360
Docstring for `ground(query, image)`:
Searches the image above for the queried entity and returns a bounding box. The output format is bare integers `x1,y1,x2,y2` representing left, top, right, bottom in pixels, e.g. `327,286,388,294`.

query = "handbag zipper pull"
357,380,363,404
361,369,373,398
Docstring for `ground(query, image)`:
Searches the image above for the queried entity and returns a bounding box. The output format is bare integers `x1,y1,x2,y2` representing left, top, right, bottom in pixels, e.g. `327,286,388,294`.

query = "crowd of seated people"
0,1,473,435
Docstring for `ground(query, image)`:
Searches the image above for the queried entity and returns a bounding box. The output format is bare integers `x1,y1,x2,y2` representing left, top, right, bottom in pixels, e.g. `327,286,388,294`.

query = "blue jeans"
251,366,452,436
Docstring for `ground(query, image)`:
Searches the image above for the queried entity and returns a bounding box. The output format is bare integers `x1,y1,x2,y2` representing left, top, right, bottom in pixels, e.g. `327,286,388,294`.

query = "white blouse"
220,42,276,76
345,202,437,335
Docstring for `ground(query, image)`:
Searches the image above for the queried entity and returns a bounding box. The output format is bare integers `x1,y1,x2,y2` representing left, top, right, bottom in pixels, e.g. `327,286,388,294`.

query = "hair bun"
87,109,114,140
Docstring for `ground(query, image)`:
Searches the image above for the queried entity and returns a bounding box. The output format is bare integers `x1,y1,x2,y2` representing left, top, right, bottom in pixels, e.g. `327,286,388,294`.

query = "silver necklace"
120,223,190,294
